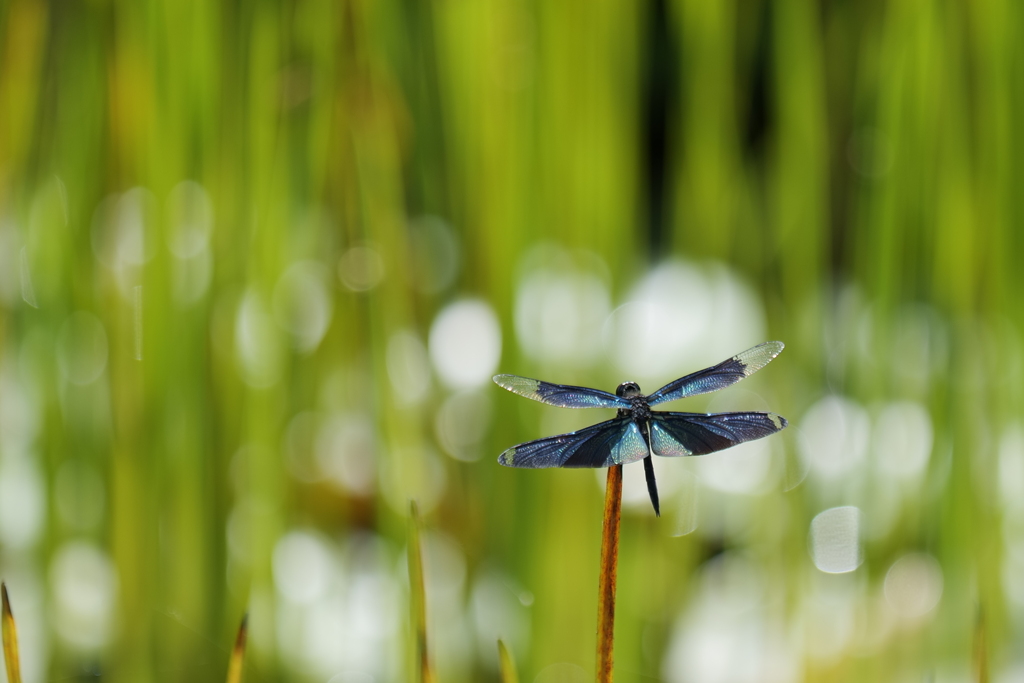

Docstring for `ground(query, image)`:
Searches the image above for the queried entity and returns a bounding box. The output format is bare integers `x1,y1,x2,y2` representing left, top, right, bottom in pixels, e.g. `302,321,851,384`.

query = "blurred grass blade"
2,583,23,683
225,614,248,683
596,465,623,683
975,606,988,683
497,639,519,683
408,501,435,683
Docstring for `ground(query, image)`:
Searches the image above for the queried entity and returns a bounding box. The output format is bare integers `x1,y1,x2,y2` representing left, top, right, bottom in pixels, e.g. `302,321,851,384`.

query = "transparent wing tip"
492,374,522,390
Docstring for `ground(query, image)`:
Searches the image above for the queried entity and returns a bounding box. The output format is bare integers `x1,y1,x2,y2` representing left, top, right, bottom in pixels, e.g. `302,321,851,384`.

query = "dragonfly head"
615,381,642,399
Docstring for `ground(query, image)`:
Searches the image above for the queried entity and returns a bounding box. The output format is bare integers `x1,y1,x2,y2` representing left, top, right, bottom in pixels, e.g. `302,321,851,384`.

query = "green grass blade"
974,607,988,683
408,501,435,683
498,639,519,683
225,614,248,683
2,583,23,683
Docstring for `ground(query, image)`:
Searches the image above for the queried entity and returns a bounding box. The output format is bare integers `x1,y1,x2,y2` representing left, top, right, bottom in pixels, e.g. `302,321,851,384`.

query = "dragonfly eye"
615,381,642,398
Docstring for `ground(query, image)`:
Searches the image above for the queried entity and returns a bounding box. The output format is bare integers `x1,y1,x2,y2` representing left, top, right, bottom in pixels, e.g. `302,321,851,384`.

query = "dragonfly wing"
647,341,785,406
498,417,649,468
650,411,788,457
493,374,629,409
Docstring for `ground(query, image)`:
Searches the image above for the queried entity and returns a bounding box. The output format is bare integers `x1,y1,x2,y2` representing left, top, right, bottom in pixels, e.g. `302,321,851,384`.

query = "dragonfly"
493,341,788,516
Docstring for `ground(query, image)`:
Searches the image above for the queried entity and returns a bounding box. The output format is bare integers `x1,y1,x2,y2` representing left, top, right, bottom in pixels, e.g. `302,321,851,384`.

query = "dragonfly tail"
643,455,660,517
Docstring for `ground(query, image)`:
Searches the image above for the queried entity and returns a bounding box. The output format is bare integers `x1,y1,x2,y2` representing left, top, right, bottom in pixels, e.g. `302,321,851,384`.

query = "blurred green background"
1,0,1023,681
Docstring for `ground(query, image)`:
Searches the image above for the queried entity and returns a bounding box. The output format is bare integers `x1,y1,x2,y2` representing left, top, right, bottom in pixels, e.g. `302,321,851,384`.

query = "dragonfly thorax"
615,381,651,420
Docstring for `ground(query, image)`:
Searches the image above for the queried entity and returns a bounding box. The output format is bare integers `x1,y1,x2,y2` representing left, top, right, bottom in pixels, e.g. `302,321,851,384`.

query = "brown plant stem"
596,465,623,683
2,582,22,683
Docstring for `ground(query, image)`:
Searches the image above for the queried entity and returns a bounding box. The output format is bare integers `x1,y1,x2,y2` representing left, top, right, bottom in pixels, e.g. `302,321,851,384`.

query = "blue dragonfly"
494,341,788,515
